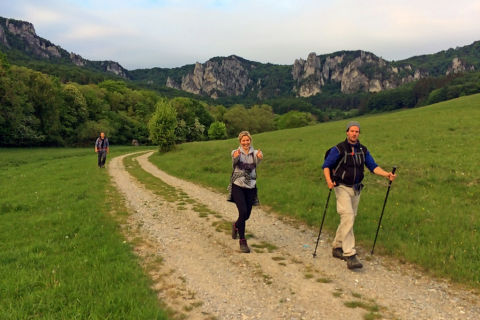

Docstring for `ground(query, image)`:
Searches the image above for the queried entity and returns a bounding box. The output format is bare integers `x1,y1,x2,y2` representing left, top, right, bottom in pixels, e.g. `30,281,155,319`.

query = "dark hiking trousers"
232,184,256,239
98,151,107,167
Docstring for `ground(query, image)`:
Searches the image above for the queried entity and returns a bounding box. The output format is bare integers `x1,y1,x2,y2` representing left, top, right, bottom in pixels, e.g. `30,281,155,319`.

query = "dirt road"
108,152,479,319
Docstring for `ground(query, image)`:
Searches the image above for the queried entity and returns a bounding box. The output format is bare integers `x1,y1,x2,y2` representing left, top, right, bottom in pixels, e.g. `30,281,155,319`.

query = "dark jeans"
232,184,257,239
97,151,107,167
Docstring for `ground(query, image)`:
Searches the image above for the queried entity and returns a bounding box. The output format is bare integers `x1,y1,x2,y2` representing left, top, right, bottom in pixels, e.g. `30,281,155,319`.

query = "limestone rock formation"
446,57,475,75
102,61,129,78
292,52,324,97
0,24,7,46
168,56,251,99
292,51,428,96
3,18,61,59
0,17,129,79
70,53,86,67
166,77,181,90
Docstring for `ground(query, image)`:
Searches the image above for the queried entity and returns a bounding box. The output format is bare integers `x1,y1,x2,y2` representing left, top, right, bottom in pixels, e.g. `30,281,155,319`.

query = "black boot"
232,222,238,239
332,247,346,260
346,254,363,269
239,239,250,253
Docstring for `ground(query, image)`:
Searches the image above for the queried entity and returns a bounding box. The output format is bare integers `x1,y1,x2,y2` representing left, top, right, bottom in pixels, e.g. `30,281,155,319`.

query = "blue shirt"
322,142,378,173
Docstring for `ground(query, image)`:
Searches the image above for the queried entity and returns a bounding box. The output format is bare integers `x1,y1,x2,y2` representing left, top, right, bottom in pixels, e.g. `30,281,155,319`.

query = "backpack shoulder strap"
333,141,348,171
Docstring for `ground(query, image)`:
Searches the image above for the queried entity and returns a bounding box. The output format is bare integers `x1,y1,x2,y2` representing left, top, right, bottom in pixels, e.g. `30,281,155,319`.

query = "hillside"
148,94,480,286
0,17,128,83
1,15,479,102
130,45,479,101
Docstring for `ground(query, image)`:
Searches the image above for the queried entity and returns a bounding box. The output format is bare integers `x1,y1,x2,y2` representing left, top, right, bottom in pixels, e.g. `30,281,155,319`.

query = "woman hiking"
228,131,263,253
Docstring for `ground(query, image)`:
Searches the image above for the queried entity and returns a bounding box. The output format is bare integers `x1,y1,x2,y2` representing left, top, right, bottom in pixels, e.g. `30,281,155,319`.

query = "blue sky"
1,0,479,70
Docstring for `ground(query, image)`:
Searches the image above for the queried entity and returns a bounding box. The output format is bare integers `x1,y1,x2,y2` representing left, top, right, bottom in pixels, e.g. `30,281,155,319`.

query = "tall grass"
149,94,480,286
0,147,167,319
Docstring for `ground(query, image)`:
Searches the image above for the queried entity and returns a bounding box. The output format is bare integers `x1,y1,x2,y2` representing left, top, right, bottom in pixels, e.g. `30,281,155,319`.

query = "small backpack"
324,143,347,181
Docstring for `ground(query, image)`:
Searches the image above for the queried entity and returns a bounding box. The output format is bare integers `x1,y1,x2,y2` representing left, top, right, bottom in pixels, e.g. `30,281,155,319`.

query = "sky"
1,0,480,70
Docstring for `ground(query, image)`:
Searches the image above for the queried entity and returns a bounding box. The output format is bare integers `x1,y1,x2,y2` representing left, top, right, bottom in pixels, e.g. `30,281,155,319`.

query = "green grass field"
149,94,480,286
0,147,167,319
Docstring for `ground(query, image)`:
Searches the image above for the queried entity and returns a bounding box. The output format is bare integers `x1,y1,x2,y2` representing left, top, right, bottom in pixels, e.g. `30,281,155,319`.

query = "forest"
2,49,480,148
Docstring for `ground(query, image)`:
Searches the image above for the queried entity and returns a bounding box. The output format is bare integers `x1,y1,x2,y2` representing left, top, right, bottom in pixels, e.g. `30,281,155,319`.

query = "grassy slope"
0,147,167,319
149,94,480,286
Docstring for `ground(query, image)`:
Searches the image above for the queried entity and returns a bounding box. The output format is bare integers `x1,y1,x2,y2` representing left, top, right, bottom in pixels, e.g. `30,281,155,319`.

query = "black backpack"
324,142,347,181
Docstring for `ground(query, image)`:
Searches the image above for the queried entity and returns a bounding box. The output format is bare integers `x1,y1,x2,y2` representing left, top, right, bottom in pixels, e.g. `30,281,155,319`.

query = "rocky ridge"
1,15,478,98
166,50,475,99
0,17,129,78
166,55,252,99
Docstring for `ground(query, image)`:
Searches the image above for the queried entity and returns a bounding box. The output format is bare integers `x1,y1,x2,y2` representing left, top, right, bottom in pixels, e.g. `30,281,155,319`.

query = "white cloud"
1,0,479,69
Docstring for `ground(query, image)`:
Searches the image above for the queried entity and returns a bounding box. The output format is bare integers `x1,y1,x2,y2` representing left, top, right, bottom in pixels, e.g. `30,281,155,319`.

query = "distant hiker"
322,121,396,269
228,131,263,253
94,132,109,168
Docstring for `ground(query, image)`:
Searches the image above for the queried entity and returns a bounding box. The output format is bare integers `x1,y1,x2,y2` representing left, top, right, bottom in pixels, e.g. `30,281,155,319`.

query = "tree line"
0,52,317,148
2,50,479,148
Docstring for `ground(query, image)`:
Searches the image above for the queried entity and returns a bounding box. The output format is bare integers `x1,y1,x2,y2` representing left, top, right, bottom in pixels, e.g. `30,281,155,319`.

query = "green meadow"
149,94,480,286
0,147,167,319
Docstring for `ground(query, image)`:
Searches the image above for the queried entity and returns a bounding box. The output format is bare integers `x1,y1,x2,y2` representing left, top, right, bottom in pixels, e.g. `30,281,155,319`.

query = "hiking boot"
332,247,346,260
346,254,363,269
231,222,238,239
239,239,250,253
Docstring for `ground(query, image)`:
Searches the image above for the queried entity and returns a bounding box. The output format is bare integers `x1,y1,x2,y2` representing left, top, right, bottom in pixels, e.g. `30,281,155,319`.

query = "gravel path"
109,152,479,320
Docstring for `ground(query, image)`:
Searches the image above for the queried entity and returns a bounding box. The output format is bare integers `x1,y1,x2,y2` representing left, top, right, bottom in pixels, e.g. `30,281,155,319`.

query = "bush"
148,100,177,152
208,121,227,140
275,111,316,129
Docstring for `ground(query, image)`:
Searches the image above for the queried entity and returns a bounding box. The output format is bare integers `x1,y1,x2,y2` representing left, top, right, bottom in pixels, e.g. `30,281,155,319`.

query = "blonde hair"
238,131,252,142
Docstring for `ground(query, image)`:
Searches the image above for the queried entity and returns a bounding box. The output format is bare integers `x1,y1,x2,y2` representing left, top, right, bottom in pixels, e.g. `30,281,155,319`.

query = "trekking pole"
371,166,397,255
313,188,332,258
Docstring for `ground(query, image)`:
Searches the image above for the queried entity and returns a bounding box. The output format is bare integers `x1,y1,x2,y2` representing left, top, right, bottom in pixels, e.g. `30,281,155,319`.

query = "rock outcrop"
70,53,86,67
102,61,129,78
292,53,324,96
166,77,181,90
0,17,129,79
2,18,61,59
446,57,475,75
0,23,7,47
3,15,479,99
167,56,251,99
292,51,428,96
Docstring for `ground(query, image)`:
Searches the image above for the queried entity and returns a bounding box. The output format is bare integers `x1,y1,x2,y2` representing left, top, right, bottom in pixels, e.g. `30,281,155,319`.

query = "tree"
76,119,116,146
206,104,227,121
275,111,315,129
223,104,250,137
249,104,275,133
148,100,177,152
208,121,227,140
61,83,88,142
170,97,214,141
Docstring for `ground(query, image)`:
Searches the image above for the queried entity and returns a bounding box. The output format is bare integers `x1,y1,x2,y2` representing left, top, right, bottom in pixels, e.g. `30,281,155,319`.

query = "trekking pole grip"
388,166,397,186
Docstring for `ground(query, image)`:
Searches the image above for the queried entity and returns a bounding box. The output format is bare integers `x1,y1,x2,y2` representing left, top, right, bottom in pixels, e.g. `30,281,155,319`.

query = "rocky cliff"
164,51,429,98
166,56,252,99
0,18,62,59
2,16,478,99
291,51,431,96
0,17,129,79
162,48,477,99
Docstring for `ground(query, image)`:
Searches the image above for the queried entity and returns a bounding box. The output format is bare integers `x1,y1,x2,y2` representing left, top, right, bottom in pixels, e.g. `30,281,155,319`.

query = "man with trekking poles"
322,121,397,269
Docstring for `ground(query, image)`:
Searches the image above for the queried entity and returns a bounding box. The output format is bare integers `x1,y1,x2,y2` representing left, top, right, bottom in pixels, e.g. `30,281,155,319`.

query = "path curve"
109,151,479,320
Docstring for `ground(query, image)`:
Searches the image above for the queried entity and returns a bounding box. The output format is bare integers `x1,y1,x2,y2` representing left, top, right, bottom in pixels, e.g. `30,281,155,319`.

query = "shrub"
148,100,177,152
208,121,228,140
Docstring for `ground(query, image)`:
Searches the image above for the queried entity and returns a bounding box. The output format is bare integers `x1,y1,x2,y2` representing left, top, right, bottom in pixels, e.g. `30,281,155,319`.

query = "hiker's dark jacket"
322,139,378,186
95,137,109,152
